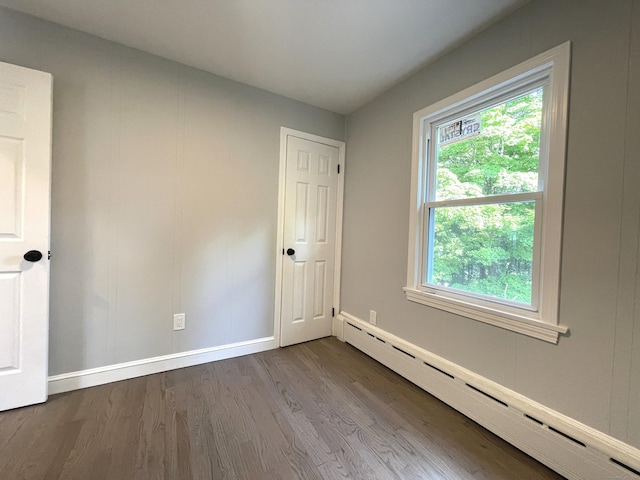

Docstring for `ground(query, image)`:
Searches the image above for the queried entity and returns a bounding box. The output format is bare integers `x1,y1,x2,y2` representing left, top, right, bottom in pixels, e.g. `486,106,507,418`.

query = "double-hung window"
405,43,571,343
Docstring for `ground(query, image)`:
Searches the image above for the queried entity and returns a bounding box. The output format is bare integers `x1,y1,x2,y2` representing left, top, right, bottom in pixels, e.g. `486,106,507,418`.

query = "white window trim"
405,42,571,343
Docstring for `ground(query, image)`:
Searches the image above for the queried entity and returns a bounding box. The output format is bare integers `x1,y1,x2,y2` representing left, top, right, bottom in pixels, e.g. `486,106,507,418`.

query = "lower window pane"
428,201,535,305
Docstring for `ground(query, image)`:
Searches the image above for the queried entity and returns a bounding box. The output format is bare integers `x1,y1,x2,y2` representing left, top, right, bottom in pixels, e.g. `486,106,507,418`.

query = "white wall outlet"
369,310,377,326
173,313,185,331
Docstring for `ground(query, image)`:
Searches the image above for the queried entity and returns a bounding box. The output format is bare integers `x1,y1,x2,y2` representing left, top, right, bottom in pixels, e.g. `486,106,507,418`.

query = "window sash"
424,191,542,209
425,81,549,205
421,195,542,311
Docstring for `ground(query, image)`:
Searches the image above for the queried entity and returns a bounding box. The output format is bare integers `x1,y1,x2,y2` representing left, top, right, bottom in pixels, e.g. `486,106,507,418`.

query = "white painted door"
280,133,342,347
0,61,52,411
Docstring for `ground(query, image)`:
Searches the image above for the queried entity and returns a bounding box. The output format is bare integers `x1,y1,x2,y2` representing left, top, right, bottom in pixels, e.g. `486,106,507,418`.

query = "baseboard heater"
340,313,640,480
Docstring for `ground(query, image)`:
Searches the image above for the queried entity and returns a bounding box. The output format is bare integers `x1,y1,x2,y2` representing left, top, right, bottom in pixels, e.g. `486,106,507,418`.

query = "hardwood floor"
0,338,565,479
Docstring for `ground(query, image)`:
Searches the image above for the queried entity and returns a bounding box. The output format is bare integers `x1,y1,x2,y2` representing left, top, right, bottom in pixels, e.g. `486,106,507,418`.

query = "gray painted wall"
0,7,345,376
342,0,640,448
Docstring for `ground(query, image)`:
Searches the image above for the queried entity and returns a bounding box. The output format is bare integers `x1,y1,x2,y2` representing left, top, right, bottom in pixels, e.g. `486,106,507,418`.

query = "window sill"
403,287,568,344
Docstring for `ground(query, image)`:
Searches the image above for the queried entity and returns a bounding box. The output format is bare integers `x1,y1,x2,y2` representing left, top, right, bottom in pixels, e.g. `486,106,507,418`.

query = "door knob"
23,250,43,262
286,248,295,256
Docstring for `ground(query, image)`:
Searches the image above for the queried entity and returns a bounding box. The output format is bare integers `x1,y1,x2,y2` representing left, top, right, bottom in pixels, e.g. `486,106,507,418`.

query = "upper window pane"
434,88,543,201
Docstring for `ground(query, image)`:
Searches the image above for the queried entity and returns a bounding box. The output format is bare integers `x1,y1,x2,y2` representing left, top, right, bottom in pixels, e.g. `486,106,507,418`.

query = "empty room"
0,0,639,478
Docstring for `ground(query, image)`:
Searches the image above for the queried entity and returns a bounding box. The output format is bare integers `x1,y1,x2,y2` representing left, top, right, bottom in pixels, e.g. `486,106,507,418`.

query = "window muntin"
405,43,571,343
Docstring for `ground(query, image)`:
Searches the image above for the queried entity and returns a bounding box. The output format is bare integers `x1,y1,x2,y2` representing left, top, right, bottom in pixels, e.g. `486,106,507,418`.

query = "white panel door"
280,135,340,346
0,61,52,411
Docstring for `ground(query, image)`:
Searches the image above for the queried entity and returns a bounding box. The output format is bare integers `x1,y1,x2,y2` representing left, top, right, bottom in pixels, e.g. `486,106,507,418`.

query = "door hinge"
48,250,51,260
282,248,284,255
337,164,340,174
332,308,335,317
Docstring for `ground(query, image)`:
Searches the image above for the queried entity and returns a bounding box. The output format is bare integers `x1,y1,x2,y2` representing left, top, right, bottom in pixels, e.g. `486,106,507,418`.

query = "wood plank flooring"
0,338,565,479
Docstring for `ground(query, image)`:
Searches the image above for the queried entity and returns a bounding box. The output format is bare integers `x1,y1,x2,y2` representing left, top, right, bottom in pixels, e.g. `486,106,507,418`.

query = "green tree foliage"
429,89,542,304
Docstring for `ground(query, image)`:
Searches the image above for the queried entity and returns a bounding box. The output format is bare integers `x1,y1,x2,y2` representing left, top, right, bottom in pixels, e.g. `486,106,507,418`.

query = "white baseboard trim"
339,311,640,480
48,336,278,395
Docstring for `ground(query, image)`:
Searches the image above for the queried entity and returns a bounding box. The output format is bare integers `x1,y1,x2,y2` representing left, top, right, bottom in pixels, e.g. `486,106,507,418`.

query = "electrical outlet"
369,310,377,326
173,313,185,331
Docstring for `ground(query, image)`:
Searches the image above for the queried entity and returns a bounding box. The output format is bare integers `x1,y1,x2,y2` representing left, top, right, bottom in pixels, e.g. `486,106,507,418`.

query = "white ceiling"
0,0,527,114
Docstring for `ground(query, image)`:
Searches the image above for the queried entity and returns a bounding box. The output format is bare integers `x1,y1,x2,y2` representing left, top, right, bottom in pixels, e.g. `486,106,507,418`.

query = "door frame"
274,127,346,347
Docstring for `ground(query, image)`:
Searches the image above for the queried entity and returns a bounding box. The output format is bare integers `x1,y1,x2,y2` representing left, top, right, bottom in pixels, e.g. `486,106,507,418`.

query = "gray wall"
342,0,640,448
0,7,345,375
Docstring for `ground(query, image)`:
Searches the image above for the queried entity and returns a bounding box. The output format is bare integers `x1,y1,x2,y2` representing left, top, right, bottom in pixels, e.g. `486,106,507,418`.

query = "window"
405,43,571,343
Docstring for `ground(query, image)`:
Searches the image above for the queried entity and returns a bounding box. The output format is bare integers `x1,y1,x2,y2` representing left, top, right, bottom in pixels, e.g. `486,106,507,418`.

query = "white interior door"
280,133,343,347
0,61,52,411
